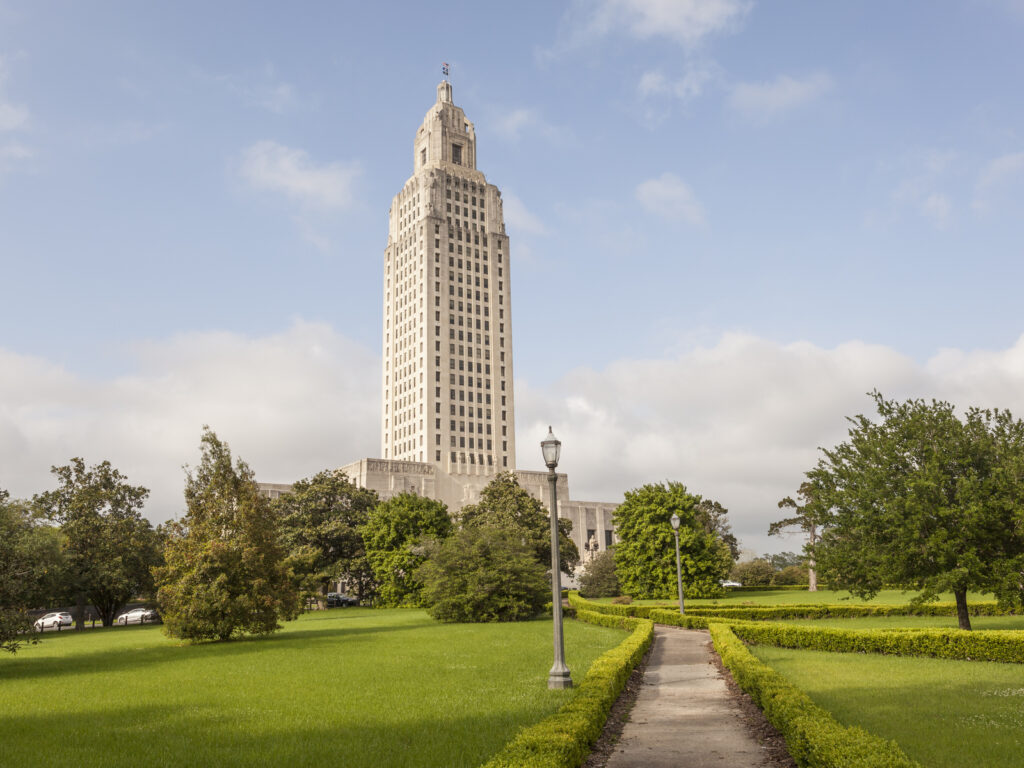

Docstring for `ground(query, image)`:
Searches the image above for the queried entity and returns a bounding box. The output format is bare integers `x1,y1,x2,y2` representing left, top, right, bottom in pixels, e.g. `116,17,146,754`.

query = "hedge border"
710,623,922,768
570,593,1024,664
727,621,1024,664
480,611,654,768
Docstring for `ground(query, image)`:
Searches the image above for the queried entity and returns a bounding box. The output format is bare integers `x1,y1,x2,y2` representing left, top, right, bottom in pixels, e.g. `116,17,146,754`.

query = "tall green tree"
577,549,620,598
770,482,826,591
156,428,301,641
612,482,732,599
275,470,379,604
361,493,452,607
458,472,579,575
809,392,1024,630
34,459,161,627
0,490,63,652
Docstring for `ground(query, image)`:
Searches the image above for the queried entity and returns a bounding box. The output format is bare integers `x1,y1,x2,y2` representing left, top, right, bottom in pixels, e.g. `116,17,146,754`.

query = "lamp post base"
548,665,574,690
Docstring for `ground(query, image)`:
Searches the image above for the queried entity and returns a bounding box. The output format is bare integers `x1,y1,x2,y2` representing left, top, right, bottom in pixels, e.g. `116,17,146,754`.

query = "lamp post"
670,513,685,615
541,426,572,689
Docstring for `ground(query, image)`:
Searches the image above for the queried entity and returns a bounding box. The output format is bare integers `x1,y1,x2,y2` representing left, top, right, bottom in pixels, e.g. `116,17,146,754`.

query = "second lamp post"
670,512,685,615
541,426,572,689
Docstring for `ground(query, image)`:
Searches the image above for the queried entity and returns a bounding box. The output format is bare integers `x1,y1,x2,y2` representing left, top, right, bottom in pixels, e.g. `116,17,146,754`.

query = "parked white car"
720,580,743,588
115,608,160,625
34,612,73,631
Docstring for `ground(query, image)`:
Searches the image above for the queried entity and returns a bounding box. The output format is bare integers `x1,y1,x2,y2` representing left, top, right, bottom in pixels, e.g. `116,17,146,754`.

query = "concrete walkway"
605,625,771,767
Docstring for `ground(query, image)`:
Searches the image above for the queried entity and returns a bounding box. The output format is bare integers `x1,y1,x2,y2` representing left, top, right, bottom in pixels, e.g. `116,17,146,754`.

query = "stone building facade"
259,80,618,564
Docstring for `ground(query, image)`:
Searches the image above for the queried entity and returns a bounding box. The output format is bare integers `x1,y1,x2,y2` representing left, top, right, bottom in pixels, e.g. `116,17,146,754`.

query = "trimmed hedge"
684,601,1011,621
710,623,922,768
726,584,812,592
728,621,1024,664
480,611,654,768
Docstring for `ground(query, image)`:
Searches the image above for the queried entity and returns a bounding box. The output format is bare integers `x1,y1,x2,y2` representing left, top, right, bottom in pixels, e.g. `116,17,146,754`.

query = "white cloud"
502,192,547,235
240,140,359,210
491,107,559,143
729,72,833,120
0,321,379,523
888,150,957,228
564,0,750,48
635,172,706,225
516,332,1024,554
973,151,1024,212
0,100,28,131
8,326,1024,555
638,64,715,102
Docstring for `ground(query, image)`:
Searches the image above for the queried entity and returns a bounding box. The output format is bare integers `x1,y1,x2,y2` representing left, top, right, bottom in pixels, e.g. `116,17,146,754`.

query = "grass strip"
710,623,921,768
480,611,654,768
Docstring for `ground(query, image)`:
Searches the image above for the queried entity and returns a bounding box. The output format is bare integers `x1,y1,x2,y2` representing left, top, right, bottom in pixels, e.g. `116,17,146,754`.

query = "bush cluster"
481,612,654,768
710,623,922,768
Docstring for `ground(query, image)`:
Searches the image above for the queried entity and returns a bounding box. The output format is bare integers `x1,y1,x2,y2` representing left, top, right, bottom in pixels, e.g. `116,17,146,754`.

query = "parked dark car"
326,593,358,607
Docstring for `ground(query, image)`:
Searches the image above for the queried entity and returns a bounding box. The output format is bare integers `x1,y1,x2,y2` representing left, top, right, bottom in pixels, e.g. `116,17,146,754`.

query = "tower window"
451,144,462,165
421,148,426,166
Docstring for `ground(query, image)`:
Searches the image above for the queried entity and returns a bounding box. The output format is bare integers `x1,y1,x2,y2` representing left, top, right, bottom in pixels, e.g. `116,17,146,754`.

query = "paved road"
606,625,771,768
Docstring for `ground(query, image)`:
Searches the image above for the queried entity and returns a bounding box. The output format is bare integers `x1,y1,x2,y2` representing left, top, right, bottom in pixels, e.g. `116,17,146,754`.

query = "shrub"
481,613,654,768
772,565,810,585
610,595,632,605
578,550,620,598
730,559,775,586
417,525,548,622
711,623,922,767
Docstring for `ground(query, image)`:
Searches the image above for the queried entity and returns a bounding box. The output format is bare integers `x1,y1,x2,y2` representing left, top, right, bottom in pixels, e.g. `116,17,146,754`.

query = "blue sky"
2,1,1023,554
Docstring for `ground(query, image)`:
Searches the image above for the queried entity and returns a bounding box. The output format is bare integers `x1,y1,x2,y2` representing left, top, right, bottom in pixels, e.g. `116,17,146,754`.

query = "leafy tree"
458,472,579,575
156,428,301,641
764,551,805,571
809,392,1024,630
770,482,826,591
0,490,63,652
772,564,809,585
577,549,620,598
416,525,548,622
33,459,161,627
361,493,452,607
275,470,379,604
730,558,775,586
612,482,732,599
696,499,739,560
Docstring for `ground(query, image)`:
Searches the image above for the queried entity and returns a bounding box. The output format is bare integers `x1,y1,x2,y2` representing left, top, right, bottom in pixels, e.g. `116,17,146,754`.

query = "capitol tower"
381,79,516,476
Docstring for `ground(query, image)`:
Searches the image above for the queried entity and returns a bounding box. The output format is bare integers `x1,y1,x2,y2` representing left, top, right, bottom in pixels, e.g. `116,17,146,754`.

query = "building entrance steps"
605,625,773,767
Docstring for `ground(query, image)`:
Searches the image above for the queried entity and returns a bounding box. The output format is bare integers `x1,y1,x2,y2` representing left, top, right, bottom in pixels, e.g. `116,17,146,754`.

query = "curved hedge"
480,611,654,768
710,623,922,768
727,621,1024,664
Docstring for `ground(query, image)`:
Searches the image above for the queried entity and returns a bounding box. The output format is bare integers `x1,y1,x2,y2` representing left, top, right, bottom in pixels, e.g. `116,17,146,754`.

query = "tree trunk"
954,588,972,631
808,562,817,592
74,593,86,631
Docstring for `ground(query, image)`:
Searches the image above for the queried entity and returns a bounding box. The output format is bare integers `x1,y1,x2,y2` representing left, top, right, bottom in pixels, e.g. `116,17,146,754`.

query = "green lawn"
778,614,1024,631
751,645,1024,767
0,608,626,768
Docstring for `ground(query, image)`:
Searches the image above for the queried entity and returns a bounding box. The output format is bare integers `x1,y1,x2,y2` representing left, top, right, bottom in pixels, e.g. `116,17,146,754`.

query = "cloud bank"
6,326,1024,555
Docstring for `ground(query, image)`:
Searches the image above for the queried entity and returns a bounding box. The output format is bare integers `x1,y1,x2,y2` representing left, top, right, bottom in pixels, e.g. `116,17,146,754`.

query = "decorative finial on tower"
442,61,450,82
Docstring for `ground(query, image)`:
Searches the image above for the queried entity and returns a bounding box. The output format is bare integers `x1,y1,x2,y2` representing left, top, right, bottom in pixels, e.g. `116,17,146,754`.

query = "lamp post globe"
542,426,572,689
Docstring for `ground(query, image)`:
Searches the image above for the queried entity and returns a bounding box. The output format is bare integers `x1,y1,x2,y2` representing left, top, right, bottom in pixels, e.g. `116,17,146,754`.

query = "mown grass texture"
0,608,626,768
751,645,1024,768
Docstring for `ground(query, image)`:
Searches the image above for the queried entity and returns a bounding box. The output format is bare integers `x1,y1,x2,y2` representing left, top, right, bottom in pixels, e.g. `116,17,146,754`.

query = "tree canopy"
770,482,827,591
33,458,161,627
275,469,379,603
0,490,63,652
361,493,452,607
809,392,1024,630
577,549,619,598
416,525,548,623
458,472,579,575
612,482,733,599
156,428,301,640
